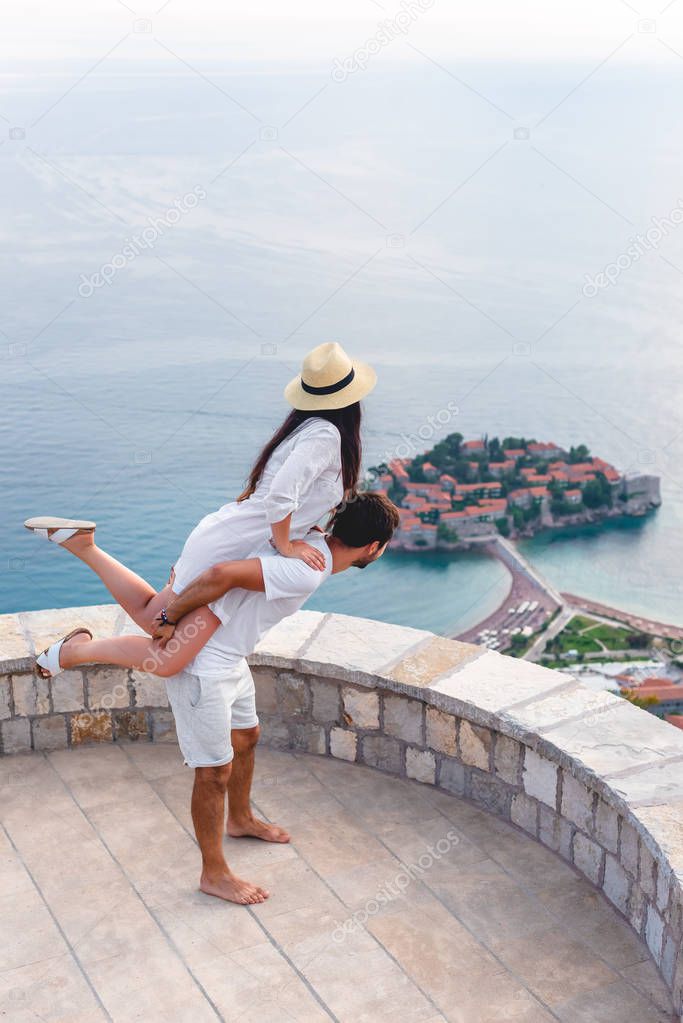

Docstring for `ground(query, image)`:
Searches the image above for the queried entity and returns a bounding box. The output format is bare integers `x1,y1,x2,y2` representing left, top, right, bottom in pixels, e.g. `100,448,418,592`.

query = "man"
42,493,399,906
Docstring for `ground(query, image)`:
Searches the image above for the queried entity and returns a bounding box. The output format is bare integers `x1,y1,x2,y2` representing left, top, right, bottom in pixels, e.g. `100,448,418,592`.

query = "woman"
25,341,377,677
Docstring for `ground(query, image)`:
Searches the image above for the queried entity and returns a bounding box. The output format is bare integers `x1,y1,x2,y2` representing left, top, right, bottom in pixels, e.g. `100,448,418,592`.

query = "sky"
3,0,683,65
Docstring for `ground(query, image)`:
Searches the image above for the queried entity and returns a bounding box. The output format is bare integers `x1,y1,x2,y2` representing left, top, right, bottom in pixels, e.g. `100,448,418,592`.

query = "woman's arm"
270,513,326,570
264,427,339,570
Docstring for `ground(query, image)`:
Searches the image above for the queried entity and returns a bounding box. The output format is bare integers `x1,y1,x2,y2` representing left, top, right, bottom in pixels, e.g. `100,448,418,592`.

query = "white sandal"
25,516,96,545
36,628,93,679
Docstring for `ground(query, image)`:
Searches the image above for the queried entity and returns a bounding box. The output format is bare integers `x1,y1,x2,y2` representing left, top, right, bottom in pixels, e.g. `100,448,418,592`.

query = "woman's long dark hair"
237,403,362,503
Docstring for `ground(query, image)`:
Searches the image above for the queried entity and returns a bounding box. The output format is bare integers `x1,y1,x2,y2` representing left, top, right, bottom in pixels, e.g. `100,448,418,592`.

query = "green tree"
502,437,531,449
495,517,510,537
408,464,427,483
627,632,649,650
437,522,459,543
582,472,612,509
488,436,502,460
568,444,590,463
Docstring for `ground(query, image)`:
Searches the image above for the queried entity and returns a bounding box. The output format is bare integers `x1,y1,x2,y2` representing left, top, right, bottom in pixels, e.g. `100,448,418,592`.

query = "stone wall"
1,603,682,1019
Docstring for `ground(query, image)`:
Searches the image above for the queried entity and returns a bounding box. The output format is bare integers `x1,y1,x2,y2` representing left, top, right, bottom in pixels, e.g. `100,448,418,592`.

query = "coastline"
452,539,683,652
560,593,683,643
453,538,562,649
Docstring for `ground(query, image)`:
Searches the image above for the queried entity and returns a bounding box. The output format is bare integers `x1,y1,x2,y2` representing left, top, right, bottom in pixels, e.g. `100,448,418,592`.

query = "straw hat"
284,342,377,410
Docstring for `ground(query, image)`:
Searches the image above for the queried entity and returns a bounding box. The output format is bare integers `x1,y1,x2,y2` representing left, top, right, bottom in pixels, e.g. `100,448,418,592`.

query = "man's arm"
155,559,266,638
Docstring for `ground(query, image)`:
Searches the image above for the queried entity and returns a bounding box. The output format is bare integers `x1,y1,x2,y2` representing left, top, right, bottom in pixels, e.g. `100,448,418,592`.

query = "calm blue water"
1,60,682,630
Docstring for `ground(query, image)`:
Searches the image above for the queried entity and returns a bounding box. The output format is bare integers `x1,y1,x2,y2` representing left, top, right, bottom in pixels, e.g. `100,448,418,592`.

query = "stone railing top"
2,603,683,885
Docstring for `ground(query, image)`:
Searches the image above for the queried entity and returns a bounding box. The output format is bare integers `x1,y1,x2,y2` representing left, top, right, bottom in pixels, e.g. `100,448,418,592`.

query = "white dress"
171,417,344,592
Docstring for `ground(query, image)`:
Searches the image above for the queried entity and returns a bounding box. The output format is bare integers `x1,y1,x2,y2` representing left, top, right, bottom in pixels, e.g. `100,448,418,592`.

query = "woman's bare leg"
56,531,170,634
57,606,220,677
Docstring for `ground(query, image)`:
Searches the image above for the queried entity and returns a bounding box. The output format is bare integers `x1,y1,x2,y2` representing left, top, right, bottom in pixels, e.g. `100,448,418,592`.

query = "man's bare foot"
199,870,269,904
227,815,291,843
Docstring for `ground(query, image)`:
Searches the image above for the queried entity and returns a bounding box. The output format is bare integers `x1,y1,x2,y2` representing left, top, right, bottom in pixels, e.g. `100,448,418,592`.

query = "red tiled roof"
454,482,501,493
462,439,485,450
565,489,582,499
528,442,561,452
528,486,550,497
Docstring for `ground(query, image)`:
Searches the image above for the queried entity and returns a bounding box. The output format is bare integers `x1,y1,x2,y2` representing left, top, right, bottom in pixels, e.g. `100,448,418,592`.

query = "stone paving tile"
121,739,191,782
534,875,653,970
472,821,579,893
265,904,438,1023
200,941,332,1022
377,814,490,871
47,745,152,813
0,887,65,973
553,979,677,1023
1,745,675,1023
0,825,34,900
309,759,444,830
421,855,561,950
0,952,108,1022
366,898,559,1023
286,808,392,879
494,924,619,1006
625,958,681,1017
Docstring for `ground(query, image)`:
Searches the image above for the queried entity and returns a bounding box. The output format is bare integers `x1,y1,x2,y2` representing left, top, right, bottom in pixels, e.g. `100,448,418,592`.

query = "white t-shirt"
186,530,332,679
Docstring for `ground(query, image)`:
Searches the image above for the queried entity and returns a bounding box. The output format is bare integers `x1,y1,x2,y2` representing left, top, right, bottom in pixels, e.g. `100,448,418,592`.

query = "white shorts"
164,659,259,768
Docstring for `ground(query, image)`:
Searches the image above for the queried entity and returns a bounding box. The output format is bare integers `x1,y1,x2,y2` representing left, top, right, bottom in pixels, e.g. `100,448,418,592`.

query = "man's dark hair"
328,492,400,548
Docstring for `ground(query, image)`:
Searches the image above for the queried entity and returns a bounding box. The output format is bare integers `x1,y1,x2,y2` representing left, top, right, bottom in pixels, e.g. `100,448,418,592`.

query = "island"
364,435,683,723
366,434,661,551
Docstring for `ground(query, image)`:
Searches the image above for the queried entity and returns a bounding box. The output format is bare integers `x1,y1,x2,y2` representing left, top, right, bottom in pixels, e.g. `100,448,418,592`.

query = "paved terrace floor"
0,744,676,1023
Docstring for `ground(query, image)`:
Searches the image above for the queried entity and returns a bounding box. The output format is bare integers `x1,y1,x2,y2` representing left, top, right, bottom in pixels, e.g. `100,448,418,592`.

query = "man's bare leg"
55,531,169,634
226,726,290,843
192,764,269,904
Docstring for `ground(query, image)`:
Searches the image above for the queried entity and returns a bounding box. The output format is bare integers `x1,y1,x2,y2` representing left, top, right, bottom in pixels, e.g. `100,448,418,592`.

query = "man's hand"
152,621,176,646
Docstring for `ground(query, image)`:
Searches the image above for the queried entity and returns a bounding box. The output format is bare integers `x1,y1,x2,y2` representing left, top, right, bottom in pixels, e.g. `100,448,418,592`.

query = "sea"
1,57,682,631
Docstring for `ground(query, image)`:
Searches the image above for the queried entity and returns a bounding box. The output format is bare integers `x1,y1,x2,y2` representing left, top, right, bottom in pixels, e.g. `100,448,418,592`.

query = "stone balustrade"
1,603,682,1020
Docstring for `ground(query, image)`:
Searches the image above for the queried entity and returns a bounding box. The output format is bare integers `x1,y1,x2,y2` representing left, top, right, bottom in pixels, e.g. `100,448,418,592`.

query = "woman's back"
172,417,343,592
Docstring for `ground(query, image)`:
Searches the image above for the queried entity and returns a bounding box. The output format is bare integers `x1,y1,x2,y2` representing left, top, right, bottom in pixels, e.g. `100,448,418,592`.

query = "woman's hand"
152,621,176,646
279,539,326,570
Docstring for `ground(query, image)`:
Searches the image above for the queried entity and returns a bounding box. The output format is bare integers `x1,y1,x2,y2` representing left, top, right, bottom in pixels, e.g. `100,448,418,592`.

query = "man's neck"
325,535,355,574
